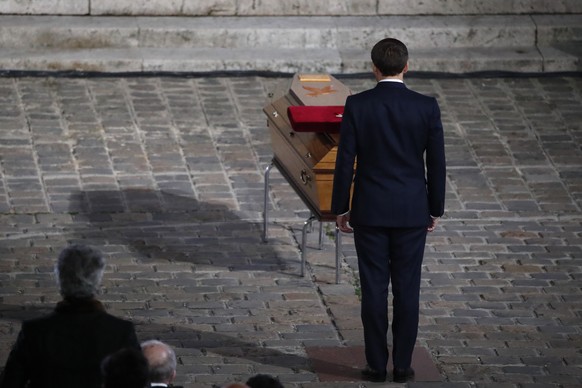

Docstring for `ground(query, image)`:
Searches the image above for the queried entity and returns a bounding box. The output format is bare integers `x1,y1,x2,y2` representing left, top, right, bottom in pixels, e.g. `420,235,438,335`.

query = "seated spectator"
101,347,149,388
246,374,284,388
141,339,182,387
0,244,140,388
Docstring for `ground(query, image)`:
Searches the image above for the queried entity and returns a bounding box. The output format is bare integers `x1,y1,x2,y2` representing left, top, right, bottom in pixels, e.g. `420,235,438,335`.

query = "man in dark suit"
331,38,446,383
0,245,140,388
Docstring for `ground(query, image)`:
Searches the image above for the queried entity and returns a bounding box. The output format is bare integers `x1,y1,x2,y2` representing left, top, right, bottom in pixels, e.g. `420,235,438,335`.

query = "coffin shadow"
66,189,298,274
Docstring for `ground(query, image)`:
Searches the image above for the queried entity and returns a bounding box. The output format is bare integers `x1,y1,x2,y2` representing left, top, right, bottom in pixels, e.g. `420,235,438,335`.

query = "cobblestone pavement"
0,74,581,388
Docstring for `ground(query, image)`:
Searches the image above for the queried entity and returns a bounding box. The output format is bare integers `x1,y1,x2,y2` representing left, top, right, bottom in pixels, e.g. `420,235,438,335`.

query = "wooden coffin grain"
263,74,351,221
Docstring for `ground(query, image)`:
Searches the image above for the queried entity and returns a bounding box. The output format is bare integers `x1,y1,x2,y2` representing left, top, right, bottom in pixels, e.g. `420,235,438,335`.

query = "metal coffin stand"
261,74,351,284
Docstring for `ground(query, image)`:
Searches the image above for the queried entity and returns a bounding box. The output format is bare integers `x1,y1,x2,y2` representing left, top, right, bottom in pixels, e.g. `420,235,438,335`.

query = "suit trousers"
354,225,427,371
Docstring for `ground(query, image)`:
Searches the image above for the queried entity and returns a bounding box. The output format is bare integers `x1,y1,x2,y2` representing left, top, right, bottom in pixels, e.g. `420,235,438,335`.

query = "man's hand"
336,213,354,233
427,216,438,232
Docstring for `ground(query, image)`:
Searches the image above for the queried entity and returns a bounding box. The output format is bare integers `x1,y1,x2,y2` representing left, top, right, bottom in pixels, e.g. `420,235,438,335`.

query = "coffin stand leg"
301,215,316,277
308,212,315,233
300,218,342,284
335,225,341,284
262,159,341,284
318,221,324,250
262,161,274,243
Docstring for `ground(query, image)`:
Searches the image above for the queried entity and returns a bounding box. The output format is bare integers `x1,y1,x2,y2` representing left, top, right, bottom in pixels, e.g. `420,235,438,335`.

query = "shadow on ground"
66,188,299,273
1,189,351,384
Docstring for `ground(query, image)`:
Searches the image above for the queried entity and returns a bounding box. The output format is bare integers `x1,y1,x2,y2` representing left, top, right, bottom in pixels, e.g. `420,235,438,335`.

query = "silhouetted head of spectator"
221,384,249,388
55,244,105,299
246,374,284,388
101,347,149,388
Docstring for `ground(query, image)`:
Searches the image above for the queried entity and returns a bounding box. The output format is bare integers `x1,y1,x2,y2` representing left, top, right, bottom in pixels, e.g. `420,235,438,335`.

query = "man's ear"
372,64,382,80
403,62,409,74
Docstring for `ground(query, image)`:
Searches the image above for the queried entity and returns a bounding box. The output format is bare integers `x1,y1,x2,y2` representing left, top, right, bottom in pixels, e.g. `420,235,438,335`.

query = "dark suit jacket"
0,298,140,388
332,81,446,227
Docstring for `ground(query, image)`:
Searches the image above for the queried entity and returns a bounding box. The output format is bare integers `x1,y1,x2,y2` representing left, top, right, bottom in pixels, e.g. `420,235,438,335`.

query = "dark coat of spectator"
0,245,140,388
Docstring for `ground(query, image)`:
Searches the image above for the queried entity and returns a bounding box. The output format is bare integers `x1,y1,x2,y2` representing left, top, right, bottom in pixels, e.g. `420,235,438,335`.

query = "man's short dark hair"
101,348,149,388
371,38,409,76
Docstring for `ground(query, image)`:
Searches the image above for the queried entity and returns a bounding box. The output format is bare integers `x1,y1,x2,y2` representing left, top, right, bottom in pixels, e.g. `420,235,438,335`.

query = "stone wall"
2,0,581,16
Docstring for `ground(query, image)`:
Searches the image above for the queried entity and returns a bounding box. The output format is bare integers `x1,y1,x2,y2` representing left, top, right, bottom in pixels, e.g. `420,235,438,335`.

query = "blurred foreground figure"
101,347,149,388
246,374,284,388
141,339,183,387
0,245,140,388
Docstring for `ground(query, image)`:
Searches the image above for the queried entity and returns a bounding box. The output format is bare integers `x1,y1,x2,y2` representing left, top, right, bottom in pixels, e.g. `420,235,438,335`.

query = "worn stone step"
1,15,580,50
2,0,582,16
1,45,578,74
380,0,582,15
0,15,580,74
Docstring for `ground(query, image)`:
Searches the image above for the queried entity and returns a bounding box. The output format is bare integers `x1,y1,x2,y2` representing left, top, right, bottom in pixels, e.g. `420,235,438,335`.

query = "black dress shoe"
392,367,415,383
361,365,387,382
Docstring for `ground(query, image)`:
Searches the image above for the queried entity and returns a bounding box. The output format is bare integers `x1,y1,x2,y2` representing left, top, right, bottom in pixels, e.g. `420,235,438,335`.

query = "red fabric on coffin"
287,105,344,133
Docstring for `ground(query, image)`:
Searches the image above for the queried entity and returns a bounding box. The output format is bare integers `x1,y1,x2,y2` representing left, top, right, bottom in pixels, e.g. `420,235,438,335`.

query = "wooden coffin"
263,73,352,221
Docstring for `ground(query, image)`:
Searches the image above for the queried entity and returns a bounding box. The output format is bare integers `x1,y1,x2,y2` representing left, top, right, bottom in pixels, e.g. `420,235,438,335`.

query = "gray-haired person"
141,340,183,388
0,244,140,388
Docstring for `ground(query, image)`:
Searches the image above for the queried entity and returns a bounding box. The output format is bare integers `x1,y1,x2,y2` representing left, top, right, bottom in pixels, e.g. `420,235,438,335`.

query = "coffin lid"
290,73,351,106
